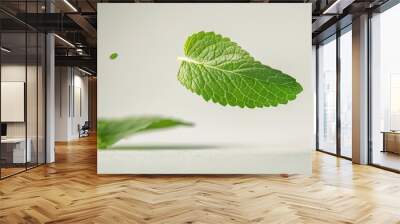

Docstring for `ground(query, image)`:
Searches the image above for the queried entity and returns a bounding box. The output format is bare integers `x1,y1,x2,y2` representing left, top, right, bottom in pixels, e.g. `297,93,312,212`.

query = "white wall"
98,4,313,174
55,67,89,141
55,67,69,141
71,73,89,138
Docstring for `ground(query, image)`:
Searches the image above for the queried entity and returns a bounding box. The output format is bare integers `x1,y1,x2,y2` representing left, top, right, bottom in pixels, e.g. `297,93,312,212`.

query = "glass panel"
313,46,317,146
318,37,337,154
0,1,46,179
27,31,38,169
340,29,352,158
371,4,400,171
26,0,39,169
38,33,45,165
1,31,27,177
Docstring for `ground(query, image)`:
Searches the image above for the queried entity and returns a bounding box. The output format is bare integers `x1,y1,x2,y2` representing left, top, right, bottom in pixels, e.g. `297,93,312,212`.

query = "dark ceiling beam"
53,0,78,13
56,47,97,57
55,55,96,70
50,0,97,46
67,13,97,42
312,15,335,33
323,0,355,14
152,0,250,2
0,8,38,31
13,13,83,32
78,66,97,75
86,0,97,11
312,0,356,34
312,14,352,44
7,12,96,47
0,18,27,31
374,0,400,12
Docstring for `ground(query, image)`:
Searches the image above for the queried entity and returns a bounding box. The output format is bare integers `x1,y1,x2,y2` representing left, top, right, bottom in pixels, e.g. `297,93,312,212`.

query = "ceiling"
0,0,392,74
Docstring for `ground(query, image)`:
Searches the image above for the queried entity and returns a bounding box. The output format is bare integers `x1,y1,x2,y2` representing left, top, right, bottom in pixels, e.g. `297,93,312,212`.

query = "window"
317,25,353,159
317,36,337,154
0,1,47,179
340,28,352,158
370,3,400,171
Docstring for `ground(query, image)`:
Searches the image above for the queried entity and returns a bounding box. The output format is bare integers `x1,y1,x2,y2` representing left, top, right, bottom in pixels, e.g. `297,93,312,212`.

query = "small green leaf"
109,52,118,60
177,31,303,108
97,116,194,149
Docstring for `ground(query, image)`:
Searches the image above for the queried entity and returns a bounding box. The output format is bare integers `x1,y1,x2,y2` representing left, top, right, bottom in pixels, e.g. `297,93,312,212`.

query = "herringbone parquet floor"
1,135,400,224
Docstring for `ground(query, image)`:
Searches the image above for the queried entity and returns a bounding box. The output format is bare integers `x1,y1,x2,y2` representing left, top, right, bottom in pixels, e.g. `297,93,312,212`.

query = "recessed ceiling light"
63,0,78,12
1,47,11,53
78,67,93,76
54,34,75,48
322,0,353,15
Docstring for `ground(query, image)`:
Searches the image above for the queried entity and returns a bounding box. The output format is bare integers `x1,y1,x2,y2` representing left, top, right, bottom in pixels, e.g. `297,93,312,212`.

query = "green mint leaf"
97,116,194,149
177,31,303,108
109,52,118,60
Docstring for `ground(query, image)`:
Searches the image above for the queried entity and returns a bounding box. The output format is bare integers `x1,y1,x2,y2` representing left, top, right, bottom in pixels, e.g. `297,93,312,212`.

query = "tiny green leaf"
97,116,194,149
109,52,118,60
177,31,303,108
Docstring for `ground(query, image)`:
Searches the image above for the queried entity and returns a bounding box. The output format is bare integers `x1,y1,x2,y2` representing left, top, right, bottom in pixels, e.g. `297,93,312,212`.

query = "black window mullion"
0,26,2,179
24,0,28,171
316,45,320,150
367,11,373,165
36,0,39,167
336,29,341,157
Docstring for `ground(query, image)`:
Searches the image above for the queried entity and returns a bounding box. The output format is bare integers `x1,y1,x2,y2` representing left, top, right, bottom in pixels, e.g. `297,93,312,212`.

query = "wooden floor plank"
1,135,400,224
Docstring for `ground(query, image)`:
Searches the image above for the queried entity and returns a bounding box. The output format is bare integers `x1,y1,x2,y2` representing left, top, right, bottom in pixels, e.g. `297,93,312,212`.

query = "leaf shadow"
110,144,222,150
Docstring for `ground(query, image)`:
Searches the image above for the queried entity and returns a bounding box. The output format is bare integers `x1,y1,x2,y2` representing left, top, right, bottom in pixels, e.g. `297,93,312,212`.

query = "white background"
98,4,312,156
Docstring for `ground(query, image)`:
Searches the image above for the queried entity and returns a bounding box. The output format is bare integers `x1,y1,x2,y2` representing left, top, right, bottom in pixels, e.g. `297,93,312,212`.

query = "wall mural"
97,4,312,174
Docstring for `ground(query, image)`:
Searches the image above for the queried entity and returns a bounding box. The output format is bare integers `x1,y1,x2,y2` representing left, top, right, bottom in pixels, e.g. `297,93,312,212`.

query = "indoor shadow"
110,144,222,150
